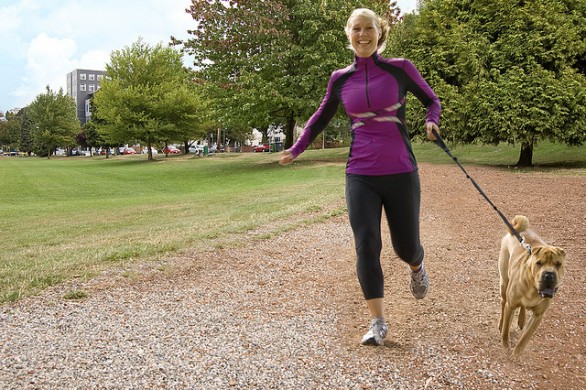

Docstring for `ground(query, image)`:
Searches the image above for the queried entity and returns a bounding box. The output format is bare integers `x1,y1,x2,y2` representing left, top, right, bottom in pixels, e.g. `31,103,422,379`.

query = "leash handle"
430,129,531,254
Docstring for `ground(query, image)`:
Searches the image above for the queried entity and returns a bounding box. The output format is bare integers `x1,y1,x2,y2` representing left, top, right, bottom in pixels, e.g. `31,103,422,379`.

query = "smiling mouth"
358,40,371,44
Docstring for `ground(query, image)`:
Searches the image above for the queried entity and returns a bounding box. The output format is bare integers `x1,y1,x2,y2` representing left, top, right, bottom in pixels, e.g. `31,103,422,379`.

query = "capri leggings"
346,171,424,300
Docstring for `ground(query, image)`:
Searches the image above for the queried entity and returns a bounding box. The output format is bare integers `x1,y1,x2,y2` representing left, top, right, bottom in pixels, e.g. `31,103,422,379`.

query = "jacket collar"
354,51,380,67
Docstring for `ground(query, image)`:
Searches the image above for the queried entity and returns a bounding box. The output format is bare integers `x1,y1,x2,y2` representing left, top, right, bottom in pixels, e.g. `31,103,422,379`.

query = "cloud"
78,50,111,71
13,33,77,98
0,1,226,110
0,0,38,32
0,5,21,33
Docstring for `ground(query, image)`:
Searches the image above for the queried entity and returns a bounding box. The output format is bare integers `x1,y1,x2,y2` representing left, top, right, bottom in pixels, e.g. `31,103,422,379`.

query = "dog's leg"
501,303,515,349
498,242,510,332
512,302,551,358
512,313,543,358
517,307,526,330
498,284,507,331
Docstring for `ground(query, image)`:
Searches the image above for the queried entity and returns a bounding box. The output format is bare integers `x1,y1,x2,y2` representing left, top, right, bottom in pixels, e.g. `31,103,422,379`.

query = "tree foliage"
0,115,21,150
93,39,205,160
174,0,401,148
26,86,79,158
388,0,586,166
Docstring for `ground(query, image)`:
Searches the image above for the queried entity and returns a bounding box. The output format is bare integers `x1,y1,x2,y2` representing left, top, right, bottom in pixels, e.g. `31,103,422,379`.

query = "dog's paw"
509,351,522,361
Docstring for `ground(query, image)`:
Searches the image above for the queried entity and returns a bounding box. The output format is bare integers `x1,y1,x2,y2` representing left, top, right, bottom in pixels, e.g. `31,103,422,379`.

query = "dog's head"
529,246,566,298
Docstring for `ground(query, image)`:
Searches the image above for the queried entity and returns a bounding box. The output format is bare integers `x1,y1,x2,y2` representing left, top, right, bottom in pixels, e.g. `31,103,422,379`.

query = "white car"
189,145,205,154
142,146,158,154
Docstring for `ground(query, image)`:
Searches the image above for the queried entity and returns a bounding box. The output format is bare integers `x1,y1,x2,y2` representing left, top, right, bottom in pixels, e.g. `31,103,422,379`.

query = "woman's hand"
279,150,295,165
425,122,440,141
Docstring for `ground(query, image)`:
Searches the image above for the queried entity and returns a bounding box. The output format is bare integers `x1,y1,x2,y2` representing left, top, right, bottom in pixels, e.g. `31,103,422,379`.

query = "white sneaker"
410,263,429,299
361,317,388,346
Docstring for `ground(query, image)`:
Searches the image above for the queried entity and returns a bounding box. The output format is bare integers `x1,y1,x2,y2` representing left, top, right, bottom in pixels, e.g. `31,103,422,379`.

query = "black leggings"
346,172,424,300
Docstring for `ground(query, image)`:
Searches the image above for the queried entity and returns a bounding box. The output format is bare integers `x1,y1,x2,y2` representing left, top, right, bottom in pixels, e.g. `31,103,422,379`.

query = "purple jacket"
289,52,441,175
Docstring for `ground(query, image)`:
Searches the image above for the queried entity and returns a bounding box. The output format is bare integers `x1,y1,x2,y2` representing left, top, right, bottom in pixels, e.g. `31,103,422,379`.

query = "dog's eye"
536,260,542,267
556,262,562,269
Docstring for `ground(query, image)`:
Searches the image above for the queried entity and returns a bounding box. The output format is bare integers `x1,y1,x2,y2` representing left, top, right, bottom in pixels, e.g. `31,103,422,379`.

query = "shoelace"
411,268,426,282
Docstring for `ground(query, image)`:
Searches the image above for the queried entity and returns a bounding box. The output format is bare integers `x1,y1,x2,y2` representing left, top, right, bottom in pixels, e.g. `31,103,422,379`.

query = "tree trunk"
516,142,534,167
147,142,153,161
284,114,296,149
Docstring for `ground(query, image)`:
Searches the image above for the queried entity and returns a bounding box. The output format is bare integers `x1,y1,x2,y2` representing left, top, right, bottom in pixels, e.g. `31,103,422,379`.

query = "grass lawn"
1,141,584,302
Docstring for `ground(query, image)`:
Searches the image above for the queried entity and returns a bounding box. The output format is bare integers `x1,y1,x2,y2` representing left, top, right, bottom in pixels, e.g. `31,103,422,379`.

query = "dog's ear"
553,247,566,259
531,247,545,256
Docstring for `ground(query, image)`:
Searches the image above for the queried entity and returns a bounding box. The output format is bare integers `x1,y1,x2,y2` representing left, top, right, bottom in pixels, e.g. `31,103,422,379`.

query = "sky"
0,0,417,114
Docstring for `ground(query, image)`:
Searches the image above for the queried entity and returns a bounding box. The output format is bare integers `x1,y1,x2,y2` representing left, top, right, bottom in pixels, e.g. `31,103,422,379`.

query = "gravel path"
1,164,585,389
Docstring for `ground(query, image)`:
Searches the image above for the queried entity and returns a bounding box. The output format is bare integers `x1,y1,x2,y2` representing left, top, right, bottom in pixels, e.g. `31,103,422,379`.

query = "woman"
280,8,441,346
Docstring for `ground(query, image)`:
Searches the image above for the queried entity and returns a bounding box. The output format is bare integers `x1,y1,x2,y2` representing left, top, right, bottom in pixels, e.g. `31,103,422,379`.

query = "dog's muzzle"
539,288,558,298
539,272,558,298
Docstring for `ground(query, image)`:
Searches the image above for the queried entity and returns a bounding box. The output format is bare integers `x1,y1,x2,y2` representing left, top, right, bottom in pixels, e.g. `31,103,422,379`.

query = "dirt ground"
185,162,586,388
2,163,584,389
236,162,586,388
344,163,586,389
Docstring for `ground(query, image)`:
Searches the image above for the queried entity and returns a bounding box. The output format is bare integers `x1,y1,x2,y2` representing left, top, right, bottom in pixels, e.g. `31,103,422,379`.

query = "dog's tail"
510,215,529,234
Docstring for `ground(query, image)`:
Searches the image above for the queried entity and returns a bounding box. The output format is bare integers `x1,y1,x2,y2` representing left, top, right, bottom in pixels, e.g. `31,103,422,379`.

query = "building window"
80,73,87,80
97,75,104,81
80,84,86,91
89,74,95,81
89,84,95,92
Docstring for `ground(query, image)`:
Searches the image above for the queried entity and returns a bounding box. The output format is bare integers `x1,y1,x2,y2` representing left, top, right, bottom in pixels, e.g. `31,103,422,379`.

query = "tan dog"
498,215,565,358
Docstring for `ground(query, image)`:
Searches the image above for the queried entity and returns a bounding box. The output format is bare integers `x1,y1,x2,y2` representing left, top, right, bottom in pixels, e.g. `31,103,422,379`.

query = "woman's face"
347,15,379,58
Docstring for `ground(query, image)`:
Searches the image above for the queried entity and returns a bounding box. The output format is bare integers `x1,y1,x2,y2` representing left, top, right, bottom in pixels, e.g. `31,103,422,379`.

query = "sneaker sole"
361,337,383,346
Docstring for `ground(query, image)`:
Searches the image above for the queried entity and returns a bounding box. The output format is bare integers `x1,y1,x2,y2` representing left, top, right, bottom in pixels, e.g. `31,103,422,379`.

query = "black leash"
431,129,531,254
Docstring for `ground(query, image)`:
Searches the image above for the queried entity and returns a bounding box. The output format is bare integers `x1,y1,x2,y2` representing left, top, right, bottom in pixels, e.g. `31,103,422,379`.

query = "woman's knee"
355,234,382,259
394,244,424,266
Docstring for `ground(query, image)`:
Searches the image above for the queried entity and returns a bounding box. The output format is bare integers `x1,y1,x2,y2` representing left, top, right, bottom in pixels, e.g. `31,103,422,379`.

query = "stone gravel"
2,164,584,389
0,220,511,389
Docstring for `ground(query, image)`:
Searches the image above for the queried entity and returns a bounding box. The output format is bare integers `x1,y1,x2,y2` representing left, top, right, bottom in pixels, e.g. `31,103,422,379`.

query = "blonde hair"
345,8,390,52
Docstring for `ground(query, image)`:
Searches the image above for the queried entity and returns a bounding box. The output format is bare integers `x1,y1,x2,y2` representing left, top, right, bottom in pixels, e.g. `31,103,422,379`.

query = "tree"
173,0,401,149
14,108,35,155
93,38,204,160
388,0,586,166
1,108,35,155
0,114,20,150
27,86,79,158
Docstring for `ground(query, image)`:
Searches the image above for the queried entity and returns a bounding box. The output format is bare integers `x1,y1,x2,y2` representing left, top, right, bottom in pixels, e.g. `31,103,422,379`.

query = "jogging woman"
280,8,441,346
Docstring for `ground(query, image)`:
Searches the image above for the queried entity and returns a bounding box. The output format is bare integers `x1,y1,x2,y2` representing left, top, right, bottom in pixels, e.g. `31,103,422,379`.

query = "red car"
252,144,270,153
162,146,181,154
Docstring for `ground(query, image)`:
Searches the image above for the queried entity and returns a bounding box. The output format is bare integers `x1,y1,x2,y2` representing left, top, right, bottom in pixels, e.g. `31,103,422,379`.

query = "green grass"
414,140,586,170
0,141,584,303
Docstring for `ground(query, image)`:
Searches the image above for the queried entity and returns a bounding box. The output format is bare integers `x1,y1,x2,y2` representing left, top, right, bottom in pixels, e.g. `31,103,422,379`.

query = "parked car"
7,149,26,156
162,146,181,154
123,147,137,155
98,148,114,155
252,144,270,153
189,145,204,154
142,146,158,155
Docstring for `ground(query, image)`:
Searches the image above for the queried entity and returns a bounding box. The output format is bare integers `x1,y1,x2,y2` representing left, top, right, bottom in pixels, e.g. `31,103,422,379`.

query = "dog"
498,215,565,358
